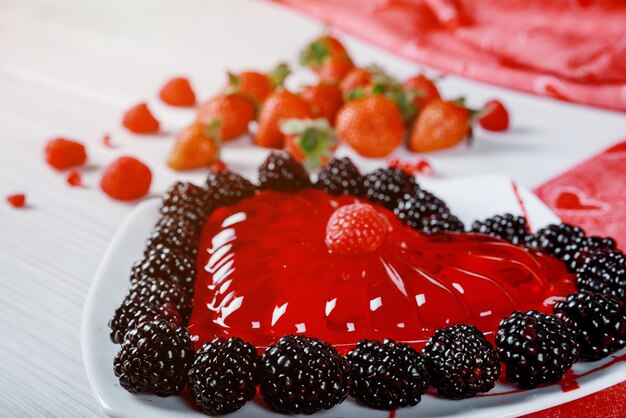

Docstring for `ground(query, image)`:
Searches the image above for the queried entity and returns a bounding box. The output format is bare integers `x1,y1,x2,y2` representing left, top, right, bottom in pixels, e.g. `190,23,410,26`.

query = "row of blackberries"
112,291,626,416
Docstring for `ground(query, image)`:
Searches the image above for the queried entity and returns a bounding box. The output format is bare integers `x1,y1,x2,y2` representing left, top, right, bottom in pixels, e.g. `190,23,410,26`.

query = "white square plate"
82,175,626,418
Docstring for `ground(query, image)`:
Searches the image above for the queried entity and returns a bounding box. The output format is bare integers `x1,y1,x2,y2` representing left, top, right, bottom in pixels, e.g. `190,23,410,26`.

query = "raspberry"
527,223,585,258
394,190,450,231
478,99,509,132
122,102,160,134
316,157,364,196
496,311,579,388
108,300,181,344
258,152,311,192
6,194,26,208
346,339,430,410
66,171,82,187
363,168,420,209
113,321,194,396
576,250,626,302
188,338,259,415
423,324,500,399
131,244,196,296
205,171,256,206
554,291,626,360
125,276,192,324
159,77,196,107
45,137,87,170
100,156,152,201
258,335,350,414
470,213,530,245
325,202,390,255
160,181,210,223
145,215,200,259
422,212,465,234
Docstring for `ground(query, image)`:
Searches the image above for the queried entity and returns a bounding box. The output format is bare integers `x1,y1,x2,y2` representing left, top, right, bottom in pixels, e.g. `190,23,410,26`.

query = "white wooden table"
0,0,625,416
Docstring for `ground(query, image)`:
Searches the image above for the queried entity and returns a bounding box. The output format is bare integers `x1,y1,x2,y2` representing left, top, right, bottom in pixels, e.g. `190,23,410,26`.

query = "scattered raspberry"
102,133,113,148
122,102,160,134
7,194,26,208
325,202,390,255
478,99,509,132
45,137,87,170
159,77,196,107
66,171,82,187
100,156,152,201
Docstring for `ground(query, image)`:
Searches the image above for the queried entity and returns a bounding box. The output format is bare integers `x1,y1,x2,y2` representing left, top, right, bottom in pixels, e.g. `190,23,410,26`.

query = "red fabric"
272,0,626,112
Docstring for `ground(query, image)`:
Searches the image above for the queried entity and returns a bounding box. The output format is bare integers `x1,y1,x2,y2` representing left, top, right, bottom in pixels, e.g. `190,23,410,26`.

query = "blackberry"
496,311,579,388
576,249,626,302
258,152,311,193
422,212,465,234
423,324,500,399
363,168,420,209
527,223,585,258
559,235,617,272
145,215,199,258
554,292,626,360
188,338,259,415
258,335,350,414
108,301,181,344
113,320,194,396
316,157,364,196
160,181,210,223
125,276,192,324
470,213,530,245
346,339,430,410
131,244,196,295
394,190,450,230
205,171,256,206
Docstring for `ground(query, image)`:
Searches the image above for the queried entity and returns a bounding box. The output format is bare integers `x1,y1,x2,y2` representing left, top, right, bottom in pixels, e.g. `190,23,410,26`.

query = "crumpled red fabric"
273,0,626,112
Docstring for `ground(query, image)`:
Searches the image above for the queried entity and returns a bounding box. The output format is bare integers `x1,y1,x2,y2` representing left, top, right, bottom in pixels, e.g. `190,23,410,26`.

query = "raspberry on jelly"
325,202,390,255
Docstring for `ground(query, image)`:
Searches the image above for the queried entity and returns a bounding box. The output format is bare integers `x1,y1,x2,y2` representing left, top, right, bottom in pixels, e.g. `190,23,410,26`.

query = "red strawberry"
255,90,313,149
281,118,337,170
167,122,220,170
300,83,344,124
403,74,441,109
317,56,354,84
122,102,160,134
100,156,152,201
335,95,404,158
478,99,510,131
45,138,87,170
6,194,26,208
325,202,390,254
159,77,196,107
301,35,354,84
339,67,372,94
409,99,470,152
227,63,290,104
197,93,256,141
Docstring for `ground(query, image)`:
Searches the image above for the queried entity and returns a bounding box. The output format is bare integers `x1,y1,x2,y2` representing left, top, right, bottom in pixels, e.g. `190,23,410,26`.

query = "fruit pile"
109,153,626,416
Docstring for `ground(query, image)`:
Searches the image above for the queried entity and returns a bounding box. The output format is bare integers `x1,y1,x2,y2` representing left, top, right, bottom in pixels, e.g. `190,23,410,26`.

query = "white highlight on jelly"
415,294,426,307
271,303,288,326
370,297,382,311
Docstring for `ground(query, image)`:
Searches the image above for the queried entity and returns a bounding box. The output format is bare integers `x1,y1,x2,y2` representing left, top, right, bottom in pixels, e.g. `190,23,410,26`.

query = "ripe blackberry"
554,292,626,360
113,320,194,396
423,324,500,399
205,171,256,206
496,311,579,388
576,249,626,302
527,223,585,258
559,235,617,272
160,181,210,223
188,338,259,415
258,152,311,193
422,212,465,234
470,213,530,245
346,339,430,410
363,168,420,209
145,215,199,258
316,157,364,196
258,335,350,414
108,300,181,344
125,276,192,324
394,190,450,230
131,244,196,295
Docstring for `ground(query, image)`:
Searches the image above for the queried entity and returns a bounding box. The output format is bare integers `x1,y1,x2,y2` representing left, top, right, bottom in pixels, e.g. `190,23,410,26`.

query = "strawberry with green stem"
197,93,256,141
300,35,354,84
226,63,290,104
168,120,221,170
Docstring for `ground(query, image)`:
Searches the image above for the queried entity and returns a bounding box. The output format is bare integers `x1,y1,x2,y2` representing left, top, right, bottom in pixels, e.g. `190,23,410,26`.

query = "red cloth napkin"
273,0,626,112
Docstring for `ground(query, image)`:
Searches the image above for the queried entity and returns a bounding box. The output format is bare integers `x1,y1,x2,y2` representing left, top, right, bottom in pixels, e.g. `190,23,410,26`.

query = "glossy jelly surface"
188,189,574,351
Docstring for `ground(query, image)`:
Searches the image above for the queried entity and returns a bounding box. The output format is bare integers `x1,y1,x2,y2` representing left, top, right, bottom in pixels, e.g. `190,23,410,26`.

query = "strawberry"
301,35,354,83
45,138,87,170
227,63,290,104
335,95,405,158
409,99,470,153
123,102,160,134
325,202,390,255
255,89,313,149
197,93,255,141
339,67,372,94
6,194,26,208
167,121,220,170
317,56,354,84
100,156,152,201
299,83,344,124
281,118,337,171
478,99,509,131
159,77,196,107
403,74,441,109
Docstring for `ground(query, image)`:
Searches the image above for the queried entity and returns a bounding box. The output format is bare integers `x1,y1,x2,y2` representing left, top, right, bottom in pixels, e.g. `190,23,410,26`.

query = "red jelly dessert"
188,188,574,351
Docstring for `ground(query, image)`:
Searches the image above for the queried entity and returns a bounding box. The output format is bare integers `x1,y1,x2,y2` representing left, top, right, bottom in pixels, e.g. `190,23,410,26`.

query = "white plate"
82,175,626,418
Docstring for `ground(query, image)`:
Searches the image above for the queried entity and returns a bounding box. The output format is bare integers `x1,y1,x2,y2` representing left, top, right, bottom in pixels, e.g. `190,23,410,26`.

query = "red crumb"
66,171,82,187
45,137,87,170
102,133,113,148
7,194,26,208
209,160,227,173
122,102,160,134
100,156,152,201
388,159,434,176
159,77,196,107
